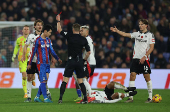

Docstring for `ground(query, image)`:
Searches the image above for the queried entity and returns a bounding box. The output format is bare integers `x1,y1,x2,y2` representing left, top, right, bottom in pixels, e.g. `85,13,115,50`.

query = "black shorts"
64,58,84,78
104,85,114,100
26,62,39,74
130,59,151,74
84,64,96,78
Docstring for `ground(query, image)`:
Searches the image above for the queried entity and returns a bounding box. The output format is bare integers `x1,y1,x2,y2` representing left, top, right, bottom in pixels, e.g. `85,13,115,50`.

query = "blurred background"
0,0,170,69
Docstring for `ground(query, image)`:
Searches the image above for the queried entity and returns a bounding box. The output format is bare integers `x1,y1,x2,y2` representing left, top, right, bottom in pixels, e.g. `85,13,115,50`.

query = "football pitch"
0,89,169,112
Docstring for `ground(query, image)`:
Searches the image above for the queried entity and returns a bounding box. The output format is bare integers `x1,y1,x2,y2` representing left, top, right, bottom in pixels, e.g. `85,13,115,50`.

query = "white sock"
129,81,135,100
124,93,129,97
83,78,93,97
114,82,127,90
27,81,32,98
147,80,152,99
104,98,122,103
46,84,50,94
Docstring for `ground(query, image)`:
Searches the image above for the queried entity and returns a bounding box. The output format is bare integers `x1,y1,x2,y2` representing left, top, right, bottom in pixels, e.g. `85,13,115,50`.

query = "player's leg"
46,73,52,100
22,72,27,98
19,61,28,98
144,73,152,103
32,74,36,86
73,72,82,101
58,61,74,103
39,64,52,103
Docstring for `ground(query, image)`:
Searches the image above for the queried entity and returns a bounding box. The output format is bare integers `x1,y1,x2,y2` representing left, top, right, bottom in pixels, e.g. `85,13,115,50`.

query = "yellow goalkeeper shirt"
13,36,30,61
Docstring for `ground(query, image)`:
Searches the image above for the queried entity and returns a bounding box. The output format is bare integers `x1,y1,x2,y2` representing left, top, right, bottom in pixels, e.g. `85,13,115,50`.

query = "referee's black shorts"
64,58,84,78
26,61,39,74
130,59,151,74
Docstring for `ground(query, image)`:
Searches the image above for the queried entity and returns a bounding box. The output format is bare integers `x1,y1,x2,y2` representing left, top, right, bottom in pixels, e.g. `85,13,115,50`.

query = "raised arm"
110,26,131,38
56,15,62,33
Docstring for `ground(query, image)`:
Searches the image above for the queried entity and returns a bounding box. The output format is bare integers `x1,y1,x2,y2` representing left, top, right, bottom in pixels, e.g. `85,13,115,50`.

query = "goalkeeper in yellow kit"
12,25,35,98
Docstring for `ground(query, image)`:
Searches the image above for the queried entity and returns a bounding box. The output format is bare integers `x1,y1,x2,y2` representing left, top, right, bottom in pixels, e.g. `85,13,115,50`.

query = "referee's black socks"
59,81,67,100
79,83,87,101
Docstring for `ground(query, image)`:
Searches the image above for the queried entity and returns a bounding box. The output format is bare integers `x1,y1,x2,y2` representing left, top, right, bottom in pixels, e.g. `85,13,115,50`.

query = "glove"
12,54,16,62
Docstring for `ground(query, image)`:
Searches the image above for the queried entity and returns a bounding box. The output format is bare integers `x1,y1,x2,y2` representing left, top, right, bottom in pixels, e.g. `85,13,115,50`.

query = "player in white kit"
110,19,155,103
77,81,137,103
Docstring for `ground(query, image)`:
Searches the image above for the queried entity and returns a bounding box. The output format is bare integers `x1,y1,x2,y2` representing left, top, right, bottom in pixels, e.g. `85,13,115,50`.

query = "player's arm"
12,38,19,61
49,39,62,65
56,15,62,33
84,40,91,61
110,26,131,38
28,39,38,67
22,35,31,62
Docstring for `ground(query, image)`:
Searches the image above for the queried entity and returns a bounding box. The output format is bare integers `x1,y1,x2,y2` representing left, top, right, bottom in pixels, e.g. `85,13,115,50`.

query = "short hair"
34,19,44,26
23,25,29,28
139,19,148,25
72,23,81,31
43,24,53,32
80,25,89,30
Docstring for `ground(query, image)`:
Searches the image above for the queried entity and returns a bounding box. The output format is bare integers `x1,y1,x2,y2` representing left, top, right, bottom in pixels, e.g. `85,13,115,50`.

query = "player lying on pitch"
77,81,137,103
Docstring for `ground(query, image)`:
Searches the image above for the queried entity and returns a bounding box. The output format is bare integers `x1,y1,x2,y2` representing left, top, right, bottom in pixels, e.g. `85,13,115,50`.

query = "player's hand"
139,56,146,64
110,26,118,32
21,56,25,63
58,59,62,65
12,54,16,62
27,65,31,70
56,15,60,21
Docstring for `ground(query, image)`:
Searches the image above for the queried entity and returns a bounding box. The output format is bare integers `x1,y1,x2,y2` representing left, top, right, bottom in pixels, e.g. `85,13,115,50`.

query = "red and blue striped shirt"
28,36,59,65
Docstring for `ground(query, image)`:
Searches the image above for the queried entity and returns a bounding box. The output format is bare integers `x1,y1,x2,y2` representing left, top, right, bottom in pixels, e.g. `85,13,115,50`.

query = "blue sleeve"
28,39,38,65
49,39,60,61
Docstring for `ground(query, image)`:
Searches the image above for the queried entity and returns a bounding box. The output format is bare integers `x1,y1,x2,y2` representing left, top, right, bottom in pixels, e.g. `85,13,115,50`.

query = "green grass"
0,89,169,112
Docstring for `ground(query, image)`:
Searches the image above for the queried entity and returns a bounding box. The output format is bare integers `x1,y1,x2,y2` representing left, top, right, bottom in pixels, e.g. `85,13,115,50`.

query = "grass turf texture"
0,89,169,112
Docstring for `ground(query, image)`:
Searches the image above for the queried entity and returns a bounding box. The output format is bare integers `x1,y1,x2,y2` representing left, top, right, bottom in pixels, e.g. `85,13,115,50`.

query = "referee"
56,15,91,104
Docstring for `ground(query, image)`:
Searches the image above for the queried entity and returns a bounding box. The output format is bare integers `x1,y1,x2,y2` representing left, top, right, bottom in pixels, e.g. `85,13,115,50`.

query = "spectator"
114,57,122,68
6,44,13,67
75,11,84,25
103,41,114,54
148,18,157,34
1,49,7,66
44,0,55,10
155,53,167,68
73,0,81,11
138,4,147,19
156,35,166,53
0,54,5,67
11,58,19,68
67,17,76,34
119,18,130,33
121,63,127,68
41,11,48,24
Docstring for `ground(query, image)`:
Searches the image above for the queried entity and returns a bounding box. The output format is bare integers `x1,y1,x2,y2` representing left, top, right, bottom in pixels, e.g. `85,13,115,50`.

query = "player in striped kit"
110,19,155,103
28,24,62,102
12,25,30,98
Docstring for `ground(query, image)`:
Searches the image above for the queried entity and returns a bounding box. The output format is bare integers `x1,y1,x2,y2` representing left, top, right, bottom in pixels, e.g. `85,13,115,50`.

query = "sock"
27,81,32,98
59,81,67,100
147,80,152,99
37,85,42,97
129,81,135,100
46,84,50,94
104,98,122,103
40,82,47,99
76,89,82,97
22,78,27,94
83,78,92,97
124,93,129,97
79,83,87,101
114,82,127,90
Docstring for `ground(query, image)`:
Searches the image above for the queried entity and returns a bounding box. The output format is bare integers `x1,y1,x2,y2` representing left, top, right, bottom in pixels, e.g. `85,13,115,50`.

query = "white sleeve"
149,33,155,44
104,98,122,103
25,34,32,45
130,32,139,39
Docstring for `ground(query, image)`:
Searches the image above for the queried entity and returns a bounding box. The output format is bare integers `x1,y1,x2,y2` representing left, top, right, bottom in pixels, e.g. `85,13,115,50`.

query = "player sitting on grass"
27,24,62,103
77,81,137,103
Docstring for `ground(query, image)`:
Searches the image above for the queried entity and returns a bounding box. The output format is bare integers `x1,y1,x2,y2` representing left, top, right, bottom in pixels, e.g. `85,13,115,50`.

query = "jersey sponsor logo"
136,38,147,42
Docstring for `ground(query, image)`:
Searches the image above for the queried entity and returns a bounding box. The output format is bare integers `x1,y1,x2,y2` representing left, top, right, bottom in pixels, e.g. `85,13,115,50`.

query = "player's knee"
107,81,115,89
130,74,136,81
111,93,119,99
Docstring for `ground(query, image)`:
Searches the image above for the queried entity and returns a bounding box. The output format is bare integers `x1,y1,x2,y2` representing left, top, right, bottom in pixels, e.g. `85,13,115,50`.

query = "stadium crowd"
0,0,170,69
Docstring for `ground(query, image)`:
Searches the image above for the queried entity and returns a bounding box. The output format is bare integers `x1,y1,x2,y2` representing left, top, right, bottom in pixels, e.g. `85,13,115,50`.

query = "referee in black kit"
56,15,91,104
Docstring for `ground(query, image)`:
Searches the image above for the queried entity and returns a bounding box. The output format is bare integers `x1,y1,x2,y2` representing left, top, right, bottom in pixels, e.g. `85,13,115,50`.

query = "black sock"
79,83,87,101
59,81,67,100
